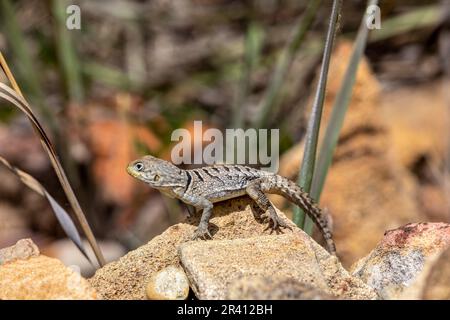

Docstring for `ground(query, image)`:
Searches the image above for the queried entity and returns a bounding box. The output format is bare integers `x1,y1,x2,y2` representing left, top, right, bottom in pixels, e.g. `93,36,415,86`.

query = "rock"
399,245,450,300
179,233,376,300
90,197,361,300
146,266,189,300
351,222,450,299
226,276,335,300
41,238,127,277
0,239,97,299
0,238,39,264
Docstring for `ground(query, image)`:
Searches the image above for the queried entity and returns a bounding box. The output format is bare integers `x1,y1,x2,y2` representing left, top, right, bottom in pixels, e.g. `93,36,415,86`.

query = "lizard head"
127,155,187,189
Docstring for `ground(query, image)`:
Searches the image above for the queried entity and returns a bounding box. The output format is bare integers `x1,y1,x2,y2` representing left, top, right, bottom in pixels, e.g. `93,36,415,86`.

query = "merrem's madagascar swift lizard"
127,155,336,254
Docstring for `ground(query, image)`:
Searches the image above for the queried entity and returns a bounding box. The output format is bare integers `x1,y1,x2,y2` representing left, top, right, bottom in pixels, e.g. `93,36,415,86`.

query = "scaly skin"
127,155,336,255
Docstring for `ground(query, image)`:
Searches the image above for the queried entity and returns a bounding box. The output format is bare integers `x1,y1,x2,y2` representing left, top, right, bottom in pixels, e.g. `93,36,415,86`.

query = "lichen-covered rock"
179,233,376,300
0,238,39,264
227,276,335,300
90,197,302,299
0,239,97,300
351,222,450,299
146,266,189,300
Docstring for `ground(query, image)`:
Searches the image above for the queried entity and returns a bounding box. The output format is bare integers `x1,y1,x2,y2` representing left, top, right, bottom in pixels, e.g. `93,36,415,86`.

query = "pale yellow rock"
90,197,346,299
227,275,335,300
179,233,377,300
89,197,294,299
0,255,98,300
146,266,189,300
0,238,39,264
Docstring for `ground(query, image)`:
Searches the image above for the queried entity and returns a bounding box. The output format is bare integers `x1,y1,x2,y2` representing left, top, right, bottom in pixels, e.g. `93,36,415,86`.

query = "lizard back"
185,165,273,202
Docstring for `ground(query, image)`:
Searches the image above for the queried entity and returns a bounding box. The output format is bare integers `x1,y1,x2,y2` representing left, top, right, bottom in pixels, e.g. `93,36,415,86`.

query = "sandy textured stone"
227,275,335,300
179,233,376,300
90,197,303,300
0,238,39,264
0,255,97,300
146,266,189,300
351,222,450,299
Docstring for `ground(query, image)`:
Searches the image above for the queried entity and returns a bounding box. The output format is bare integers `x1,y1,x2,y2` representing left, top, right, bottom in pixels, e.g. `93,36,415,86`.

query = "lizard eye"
134,162,144,172
154,174,160,182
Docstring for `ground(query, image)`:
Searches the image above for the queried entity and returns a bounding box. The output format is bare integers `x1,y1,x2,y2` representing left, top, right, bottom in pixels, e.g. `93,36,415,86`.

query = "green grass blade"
52,0,84,103
0,0,56,124
293,0,342,232
254,0,322,128
82,62,134,90
232,22,264,128
311,0,379,204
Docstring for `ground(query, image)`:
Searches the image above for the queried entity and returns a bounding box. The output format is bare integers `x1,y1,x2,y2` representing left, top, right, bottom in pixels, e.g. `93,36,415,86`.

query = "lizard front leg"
246,180,290,230
182,196,214,240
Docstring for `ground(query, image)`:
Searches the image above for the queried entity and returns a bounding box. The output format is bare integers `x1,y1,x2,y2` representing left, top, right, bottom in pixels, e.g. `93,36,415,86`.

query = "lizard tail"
265,175,336,255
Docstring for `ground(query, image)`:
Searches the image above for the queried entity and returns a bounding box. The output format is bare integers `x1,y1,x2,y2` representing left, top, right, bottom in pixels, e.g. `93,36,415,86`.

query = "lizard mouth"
126,165,140,178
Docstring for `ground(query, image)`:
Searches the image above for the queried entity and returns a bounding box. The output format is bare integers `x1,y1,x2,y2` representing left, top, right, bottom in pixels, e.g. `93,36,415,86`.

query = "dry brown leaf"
88,120,161,205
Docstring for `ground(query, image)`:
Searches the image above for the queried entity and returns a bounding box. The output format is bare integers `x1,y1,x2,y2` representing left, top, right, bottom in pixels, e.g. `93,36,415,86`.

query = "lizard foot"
266,210,292,232
191,226,212,240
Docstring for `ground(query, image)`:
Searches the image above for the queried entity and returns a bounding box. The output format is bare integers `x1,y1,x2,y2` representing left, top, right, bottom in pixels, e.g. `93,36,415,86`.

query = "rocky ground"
0,202,450,299
1,201,449,300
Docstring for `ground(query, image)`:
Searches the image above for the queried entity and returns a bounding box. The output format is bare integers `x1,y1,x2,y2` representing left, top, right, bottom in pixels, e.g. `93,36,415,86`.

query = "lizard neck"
153,168,189,198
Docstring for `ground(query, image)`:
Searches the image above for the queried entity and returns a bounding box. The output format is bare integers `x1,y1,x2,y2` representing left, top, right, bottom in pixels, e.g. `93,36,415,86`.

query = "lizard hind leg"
246,181,290,231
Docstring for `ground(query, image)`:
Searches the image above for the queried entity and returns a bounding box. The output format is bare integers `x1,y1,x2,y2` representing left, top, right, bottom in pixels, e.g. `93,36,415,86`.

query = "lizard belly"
206,188,247,203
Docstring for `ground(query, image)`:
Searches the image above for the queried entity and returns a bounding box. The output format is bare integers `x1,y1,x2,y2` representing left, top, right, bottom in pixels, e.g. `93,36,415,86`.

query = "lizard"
127,155,336,255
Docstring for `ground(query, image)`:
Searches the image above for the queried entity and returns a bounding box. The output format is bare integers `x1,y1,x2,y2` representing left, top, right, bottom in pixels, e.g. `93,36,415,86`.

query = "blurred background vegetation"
0,0,448,273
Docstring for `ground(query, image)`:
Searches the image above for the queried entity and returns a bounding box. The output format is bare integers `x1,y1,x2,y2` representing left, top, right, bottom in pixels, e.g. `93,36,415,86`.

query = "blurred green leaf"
232,22,264,128
52,0,84,103
0,0,55,124
370,5,440,42
254,0,322,128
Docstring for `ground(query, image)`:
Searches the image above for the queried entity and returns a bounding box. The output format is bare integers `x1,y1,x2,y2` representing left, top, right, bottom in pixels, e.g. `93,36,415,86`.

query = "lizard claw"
267,210,291,232
191,226,212,240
